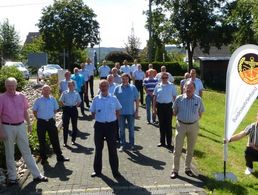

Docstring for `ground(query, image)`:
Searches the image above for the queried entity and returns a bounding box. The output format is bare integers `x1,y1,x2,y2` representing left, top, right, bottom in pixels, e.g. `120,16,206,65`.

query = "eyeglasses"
162,77,168,79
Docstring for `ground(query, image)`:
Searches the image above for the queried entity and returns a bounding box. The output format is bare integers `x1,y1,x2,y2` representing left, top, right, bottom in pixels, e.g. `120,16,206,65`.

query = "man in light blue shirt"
132,64,145,105
98,60,111,79
33,85,69,164
153,72,177,150
90,80,122,178
114,73,139,151
79,63,91,107
60,80,81,146
59,70,77,94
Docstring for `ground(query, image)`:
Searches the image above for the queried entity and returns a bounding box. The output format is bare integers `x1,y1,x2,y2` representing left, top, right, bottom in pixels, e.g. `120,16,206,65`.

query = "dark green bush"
140,61,188,76
0,66,27,92
105,51,133,64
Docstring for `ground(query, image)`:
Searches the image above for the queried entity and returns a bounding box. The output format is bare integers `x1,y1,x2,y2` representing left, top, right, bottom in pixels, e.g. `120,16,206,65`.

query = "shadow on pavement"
100,174,151,195
124,150,166,170
65,143,94,154
42,162,72,181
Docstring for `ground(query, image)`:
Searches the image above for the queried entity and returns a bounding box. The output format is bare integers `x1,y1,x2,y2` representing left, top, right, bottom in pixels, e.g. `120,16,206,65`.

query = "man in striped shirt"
171,80,204,179
143,69,158,124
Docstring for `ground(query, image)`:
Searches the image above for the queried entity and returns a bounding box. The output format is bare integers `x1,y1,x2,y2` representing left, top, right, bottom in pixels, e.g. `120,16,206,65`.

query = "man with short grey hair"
171,80,205,179
0,77,48,184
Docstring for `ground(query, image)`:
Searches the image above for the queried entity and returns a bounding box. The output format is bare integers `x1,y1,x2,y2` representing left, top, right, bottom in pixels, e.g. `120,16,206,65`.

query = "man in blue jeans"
114,73,139,152
143,69,158,124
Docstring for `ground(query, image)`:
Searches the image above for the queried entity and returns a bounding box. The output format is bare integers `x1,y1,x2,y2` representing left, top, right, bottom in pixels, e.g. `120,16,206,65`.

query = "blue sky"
0,0,149,48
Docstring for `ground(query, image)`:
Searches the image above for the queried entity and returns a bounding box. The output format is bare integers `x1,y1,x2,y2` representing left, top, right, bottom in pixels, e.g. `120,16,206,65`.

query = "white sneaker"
244,167,254,175
118,146,124,152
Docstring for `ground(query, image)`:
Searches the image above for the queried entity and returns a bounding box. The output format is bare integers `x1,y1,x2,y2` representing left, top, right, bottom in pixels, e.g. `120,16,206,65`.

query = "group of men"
2,57,256,185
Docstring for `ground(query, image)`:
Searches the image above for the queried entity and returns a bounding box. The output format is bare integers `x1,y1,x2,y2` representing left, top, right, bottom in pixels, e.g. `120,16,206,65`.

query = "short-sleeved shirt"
59,90,81,106
153,82,177,104
108,83,117,96
173,94,205,123
0,92,28,123
191,78,204,96
143,77,158,94
113,75,122,84
59,79,78,93
85,63,96,76
130,64,137,74
90,94,122,122
244,122,258,147
33,96,59,120
155,72,174,83
114,84,139,115
120,65,131,74
98,65,111,77
71,73,84,93
79,68,90,82
133,69,145,80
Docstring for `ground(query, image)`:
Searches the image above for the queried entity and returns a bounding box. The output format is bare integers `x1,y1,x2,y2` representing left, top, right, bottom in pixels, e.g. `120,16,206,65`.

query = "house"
194,45,232,90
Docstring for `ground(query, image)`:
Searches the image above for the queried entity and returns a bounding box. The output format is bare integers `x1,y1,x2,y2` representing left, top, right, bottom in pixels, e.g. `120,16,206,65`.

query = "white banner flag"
225,44,258,141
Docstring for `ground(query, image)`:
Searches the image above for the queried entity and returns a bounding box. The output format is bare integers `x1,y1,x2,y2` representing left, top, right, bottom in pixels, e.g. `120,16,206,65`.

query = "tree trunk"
187,42,194,71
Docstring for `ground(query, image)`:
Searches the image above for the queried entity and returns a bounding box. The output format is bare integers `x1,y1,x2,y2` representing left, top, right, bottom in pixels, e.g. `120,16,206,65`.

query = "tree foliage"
38,0,100,69
0,19,20,62
148,0,226,70
125,27,141,60
222,0,258,51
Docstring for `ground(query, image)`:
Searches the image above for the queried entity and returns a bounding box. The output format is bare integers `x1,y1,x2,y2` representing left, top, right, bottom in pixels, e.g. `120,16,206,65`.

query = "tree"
38,0,100,70
125,26,141,60
20,35,45,60
0,19,20,62
222,0,258,51
144,6,170,62
151,0,225,70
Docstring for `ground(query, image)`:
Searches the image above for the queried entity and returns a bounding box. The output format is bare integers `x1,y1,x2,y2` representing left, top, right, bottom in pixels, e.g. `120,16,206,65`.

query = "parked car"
37,64,63,80
4,61,30,80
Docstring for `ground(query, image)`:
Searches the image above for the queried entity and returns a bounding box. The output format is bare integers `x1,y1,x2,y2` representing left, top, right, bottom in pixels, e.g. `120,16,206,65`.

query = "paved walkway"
5,79,206,195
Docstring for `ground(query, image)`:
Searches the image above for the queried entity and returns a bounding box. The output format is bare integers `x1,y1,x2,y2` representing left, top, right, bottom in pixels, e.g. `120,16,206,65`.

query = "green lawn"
193,89,258,194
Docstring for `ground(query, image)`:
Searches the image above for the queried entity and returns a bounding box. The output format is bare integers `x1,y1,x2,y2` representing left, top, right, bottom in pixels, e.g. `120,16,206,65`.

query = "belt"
178,120,197,125
2,121,24,126
37,118,54,122
64,106,76,108
96,121,116,124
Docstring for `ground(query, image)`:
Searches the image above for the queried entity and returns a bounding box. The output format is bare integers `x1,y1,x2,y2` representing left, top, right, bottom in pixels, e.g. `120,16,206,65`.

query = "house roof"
193,45,232,59
24,32,40,44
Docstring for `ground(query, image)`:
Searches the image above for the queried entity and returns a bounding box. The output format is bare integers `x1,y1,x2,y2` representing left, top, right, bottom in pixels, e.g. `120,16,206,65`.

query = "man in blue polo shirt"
114,73,139,152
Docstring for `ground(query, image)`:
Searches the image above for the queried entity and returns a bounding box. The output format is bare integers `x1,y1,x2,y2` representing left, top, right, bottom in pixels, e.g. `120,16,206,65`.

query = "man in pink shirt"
0,77,47,185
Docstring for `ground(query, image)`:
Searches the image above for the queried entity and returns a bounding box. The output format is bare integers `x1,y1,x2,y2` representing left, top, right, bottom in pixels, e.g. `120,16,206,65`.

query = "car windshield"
15,63,25,68
45,64,62,70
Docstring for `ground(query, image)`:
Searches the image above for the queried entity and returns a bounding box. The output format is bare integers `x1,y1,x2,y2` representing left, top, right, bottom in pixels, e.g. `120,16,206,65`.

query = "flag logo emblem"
238,53,258,85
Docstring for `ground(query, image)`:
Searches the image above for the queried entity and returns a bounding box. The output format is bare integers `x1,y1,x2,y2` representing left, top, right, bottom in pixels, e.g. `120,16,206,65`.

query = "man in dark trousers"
90,80,122,178
33,85,69,165
60,80,81,146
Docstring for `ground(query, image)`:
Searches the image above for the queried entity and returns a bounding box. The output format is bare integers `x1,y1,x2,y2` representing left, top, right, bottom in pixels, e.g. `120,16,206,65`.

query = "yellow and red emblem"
238,53,258,85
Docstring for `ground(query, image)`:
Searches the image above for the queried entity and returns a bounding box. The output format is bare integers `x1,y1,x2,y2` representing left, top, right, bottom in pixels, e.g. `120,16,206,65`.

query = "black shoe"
157,143,166,147
81,112,86,116
63,143,68,147
71,141,75,145
185,170,196,177
113,172,122,179
91,172,101,177
41,159,48,165
167,145,174,151
57,156,70,162
33,176,48,182
170,172,178,179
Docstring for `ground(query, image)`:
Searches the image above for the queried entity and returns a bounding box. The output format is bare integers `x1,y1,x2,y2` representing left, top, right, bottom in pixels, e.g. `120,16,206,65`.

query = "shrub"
0,66,27,92
105,51,133,64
